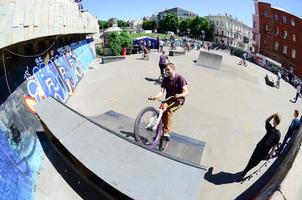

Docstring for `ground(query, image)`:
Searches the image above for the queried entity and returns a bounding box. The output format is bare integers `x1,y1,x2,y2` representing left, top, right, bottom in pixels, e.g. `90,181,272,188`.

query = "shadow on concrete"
204,167,242,185
144,77,162,85
120,130,135,139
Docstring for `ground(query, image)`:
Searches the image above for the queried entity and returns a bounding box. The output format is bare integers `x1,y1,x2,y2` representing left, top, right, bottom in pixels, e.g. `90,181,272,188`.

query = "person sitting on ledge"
241,113,281,179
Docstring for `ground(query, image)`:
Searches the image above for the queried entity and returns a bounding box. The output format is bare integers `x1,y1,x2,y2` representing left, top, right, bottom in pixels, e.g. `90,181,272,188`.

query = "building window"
292,49,296,58
291,19,295,26
284,31,287,39
274,27,279,35
216,21,219,26
264,10,269,17
283,45,287,54
274,41,279,50
293,34,296,42
283,16,287,23
274,13,279,21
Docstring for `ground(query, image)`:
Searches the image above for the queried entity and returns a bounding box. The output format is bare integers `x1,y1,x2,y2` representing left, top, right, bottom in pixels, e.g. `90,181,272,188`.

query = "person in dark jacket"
241,113,281,178
277,110,300,154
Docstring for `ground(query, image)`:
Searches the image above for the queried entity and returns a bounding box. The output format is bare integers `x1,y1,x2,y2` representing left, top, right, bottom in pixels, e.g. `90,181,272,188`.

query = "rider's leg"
159,64,165,77
162,100,182,136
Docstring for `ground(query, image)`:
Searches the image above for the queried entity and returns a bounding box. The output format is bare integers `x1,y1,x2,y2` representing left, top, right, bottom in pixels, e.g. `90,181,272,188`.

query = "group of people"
146,49,301,180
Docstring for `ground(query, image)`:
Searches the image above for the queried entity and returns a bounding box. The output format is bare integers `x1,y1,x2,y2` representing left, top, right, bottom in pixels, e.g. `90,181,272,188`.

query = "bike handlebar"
148,96,175,103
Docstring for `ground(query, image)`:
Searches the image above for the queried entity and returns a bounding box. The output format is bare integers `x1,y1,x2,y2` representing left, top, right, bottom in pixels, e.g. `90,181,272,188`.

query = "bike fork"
145,109,164,131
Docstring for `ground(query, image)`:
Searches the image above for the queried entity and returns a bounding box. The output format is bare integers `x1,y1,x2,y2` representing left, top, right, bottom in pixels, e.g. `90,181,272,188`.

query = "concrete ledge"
101,56,125,64
169,50,186,56
196,51,222,70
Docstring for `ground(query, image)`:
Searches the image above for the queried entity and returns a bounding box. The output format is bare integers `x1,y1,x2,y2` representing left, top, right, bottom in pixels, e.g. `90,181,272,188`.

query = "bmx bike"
134,96,175,151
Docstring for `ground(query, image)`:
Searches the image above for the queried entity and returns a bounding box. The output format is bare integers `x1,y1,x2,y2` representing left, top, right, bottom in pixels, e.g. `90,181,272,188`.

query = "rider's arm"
175,85,188,98
150,88,165,100
266,113,276,124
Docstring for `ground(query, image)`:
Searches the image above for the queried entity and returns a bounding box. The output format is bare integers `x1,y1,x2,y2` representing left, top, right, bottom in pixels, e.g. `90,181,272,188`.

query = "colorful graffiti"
24,39,95,112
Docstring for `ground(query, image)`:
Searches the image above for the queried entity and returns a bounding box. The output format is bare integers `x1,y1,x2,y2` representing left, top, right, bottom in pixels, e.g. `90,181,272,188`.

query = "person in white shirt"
159,40,164,52
291,83,301,103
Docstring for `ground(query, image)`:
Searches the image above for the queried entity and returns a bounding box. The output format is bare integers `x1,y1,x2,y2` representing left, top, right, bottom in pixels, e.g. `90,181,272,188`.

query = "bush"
120,31,132,48
96,46,102,56
109,31,133,56
109,32,122,56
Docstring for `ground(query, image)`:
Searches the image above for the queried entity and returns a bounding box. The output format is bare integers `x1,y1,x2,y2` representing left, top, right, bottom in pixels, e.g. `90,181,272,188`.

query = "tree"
179,18,192,35
190,16,213,40
118,20,128,28
160,14,179,33
98,20,109,30
142,20,156,30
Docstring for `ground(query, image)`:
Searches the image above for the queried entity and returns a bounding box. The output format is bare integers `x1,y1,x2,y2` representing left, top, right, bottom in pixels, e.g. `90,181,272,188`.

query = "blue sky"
82,0,302,27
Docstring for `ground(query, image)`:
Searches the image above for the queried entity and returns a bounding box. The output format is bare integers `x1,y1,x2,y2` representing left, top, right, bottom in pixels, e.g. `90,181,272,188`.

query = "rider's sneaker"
163,132,171,140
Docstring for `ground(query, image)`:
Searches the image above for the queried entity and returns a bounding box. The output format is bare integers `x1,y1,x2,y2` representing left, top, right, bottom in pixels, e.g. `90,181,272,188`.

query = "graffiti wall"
0,39,96,200
25,39,96,110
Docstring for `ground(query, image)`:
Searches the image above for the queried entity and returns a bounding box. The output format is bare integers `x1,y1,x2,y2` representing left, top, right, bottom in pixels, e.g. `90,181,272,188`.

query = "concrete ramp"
35,97,206,200
90,110,205,165
196,51,223,70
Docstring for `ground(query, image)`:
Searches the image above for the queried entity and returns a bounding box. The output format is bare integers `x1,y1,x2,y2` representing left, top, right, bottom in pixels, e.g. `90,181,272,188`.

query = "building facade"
206,14,253,50
151,7,197,30
253,1,302,77
128,19,143,33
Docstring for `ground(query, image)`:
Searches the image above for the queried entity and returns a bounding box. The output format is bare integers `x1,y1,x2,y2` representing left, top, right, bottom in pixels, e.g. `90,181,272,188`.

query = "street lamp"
201,30,205,41
187,28,191,37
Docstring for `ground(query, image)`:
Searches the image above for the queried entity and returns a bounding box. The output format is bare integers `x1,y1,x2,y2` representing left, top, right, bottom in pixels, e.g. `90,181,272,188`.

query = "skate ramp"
196,51,223,70
35,97,206,200
90,110,205,165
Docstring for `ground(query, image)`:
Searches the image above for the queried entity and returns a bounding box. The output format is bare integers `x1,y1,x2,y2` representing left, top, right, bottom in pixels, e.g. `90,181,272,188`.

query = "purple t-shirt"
161,74,187,104
159,54,169,65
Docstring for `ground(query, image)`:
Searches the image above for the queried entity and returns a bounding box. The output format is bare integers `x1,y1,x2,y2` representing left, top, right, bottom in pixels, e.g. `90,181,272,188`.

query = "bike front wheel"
134,107,162,147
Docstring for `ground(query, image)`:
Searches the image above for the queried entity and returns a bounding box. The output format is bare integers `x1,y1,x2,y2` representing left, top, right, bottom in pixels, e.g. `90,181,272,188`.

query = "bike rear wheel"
134,107,162,147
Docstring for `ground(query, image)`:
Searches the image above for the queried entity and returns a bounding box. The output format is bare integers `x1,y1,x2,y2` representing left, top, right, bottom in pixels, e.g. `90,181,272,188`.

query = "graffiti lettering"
24,39,95,108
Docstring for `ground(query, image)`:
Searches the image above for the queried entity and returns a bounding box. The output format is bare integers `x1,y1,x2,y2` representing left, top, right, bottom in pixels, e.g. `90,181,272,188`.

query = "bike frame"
145,97,175,148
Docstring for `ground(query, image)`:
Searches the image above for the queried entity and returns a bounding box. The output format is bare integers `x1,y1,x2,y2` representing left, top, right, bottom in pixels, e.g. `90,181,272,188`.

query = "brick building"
253,1,302,77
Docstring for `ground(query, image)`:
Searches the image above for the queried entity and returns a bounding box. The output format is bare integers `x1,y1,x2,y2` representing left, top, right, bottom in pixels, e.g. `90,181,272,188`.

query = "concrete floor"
37,47,302,200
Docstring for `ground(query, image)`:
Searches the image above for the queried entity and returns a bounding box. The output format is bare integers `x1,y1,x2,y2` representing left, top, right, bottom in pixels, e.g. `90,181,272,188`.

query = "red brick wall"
255,2,302,77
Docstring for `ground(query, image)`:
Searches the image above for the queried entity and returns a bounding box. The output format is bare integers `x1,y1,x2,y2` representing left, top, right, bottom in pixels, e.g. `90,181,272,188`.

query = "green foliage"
119,31,132,48
160,14,179,33
128,33,181,40
118,20,129,28
109,32,122,56
95,46,102,56
109,31,133,56
98,20,109,29
190,16,212,39
179,18,192,35
142,20,156,30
